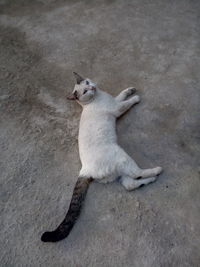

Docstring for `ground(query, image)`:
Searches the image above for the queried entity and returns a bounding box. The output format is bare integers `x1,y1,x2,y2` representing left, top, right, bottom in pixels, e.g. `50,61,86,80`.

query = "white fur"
70,78,162,190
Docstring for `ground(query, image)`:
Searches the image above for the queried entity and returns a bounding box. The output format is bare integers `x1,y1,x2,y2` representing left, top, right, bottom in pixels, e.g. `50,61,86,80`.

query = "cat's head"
67,72,97,105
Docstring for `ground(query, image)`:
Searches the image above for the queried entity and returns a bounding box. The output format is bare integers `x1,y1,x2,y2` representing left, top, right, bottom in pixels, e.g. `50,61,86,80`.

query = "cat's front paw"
126,87,137,97
133,95,140,103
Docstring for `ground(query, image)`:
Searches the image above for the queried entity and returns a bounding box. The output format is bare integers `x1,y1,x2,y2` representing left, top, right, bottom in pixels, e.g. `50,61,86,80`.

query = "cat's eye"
86,80,89,85
83,89,87,94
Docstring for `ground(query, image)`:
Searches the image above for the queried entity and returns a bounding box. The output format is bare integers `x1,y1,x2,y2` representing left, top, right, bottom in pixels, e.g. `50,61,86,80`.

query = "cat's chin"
79,96,95,105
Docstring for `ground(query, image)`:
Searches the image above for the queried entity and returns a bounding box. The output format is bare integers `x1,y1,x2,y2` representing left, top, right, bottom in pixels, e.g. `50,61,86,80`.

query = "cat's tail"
41,177,93,242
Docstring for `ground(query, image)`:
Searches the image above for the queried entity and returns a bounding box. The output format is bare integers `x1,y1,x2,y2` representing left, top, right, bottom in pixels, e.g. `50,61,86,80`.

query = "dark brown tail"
41,177,93,242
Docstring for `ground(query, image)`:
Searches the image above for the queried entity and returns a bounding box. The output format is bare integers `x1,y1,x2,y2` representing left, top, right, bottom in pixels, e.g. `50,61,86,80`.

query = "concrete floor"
0,0,200,266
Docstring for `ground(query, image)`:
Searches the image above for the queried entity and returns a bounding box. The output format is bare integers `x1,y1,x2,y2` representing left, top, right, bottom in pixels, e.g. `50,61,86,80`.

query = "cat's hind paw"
155,166,163,175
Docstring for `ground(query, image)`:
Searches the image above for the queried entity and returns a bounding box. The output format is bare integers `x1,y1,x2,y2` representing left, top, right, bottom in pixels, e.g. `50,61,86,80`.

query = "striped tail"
41,177,93,242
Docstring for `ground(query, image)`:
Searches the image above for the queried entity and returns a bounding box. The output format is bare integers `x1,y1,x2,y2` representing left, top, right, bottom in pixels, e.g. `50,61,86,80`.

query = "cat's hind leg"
119,176,157,191
137,167,163,179
119,156,162,180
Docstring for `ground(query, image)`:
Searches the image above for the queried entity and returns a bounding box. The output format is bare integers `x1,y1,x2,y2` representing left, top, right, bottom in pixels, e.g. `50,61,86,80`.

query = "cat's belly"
78,143,132,182
78,113,117,164
78,112,137,182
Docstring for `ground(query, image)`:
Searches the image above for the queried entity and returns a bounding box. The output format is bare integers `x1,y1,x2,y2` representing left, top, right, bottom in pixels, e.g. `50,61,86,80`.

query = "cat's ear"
67,94,76,100
67,90,78,100
67,95,76,100
73,72,84,84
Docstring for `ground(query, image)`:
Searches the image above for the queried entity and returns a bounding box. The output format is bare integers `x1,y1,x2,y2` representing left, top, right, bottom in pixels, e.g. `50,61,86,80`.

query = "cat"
41,72,163,242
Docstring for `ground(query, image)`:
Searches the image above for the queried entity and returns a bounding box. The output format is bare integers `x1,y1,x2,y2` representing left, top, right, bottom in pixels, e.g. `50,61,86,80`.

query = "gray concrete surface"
0,0,200,266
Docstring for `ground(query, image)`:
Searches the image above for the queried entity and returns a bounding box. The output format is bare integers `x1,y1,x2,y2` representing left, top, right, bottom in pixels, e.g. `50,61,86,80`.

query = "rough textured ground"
0,0,200,266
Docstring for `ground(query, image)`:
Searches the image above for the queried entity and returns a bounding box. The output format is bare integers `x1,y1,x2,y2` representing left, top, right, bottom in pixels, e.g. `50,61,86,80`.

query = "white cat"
41,72,162,243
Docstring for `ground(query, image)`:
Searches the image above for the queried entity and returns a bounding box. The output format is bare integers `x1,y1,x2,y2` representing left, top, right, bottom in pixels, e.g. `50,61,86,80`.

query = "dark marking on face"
83,89,87,95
